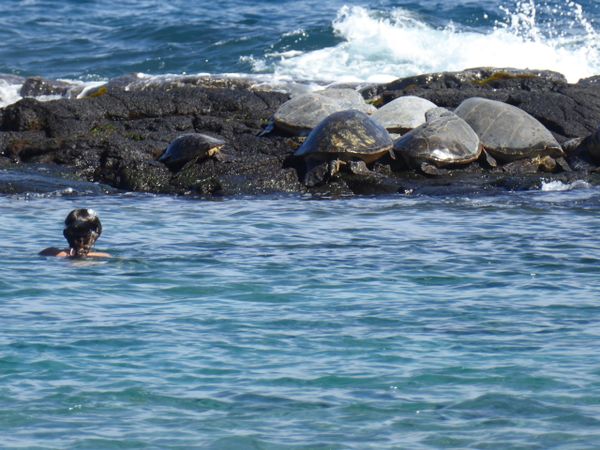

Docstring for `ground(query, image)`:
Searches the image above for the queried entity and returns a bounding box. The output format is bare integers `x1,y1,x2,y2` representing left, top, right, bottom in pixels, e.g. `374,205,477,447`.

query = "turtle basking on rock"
294,109,393,186
271,90,375,136
372,96,437,134
273,93,340,135
575,126,600,164
392,108,482,174
454,97,564,162
316,88,376,115
159,133,226,171
560,126,600,171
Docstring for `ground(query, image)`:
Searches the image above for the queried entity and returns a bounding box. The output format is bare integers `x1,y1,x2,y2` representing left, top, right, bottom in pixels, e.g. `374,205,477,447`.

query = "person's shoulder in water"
40,208,111,258
39,247,111,258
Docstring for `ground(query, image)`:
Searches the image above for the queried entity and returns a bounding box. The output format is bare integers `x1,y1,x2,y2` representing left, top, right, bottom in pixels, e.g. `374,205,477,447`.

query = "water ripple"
2,191,600,448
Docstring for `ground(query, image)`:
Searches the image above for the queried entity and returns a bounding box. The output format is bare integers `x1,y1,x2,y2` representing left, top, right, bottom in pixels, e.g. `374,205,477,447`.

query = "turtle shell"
393,111,481,168
273,93,341,135
294,110,393,164
316,88,376,115
372,96,437,133
454,97,563,162
159,133,225,170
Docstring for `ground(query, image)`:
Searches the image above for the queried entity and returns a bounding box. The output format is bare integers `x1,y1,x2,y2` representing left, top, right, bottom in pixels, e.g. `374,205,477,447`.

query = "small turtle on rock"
454,97,564,162
294,110,394,186
372,96,437,134
393,108,481,174
159,133,226,171
560,127,600,171
576,126,600,164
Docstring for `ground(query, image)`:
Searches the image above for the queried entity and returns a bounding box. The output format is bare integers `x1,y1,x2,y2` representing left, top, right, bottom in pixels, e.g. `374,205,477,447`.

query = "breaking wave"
258,2,600,83
540,180,592,191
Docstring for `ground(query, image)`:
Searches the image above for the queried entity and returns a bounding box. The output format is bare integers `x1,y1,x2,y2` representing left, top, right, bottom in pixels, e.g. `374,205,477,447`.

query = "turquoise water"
2,190,600,448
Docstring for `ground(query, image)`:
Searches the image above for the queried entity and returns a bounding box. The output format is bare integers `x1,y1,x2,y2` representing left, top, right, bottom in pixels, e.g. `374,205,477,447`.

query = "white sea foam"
282,28,307,38
0,78,103,108
540,180,592,191
76,81,110,98
0,81,23,108
263,3,600,83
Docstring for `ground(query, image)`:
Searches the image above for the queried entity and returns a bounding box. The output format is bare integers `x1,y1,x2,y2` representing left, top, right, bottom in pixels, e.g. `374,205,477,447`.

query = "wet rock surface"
1,69,600,197
20,76,82,98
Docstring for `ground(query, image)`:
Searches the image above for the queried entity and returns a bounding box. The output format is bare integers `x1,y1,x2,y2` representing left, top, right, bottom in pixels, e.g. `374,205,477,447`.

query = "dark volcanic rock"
371,67,600,143
82,73,258,99
1,81,299,195
20,76,79,98
2,70,600,197
95,148,171,193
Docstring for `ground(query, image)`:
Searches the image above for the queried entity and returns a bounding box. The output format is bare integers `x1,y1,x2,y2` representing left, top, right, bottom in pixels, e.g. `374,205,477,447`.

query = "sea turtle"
294,109,393,186
159,133,226,171
273,93,342,135
562,126,600,170
316,88,376,115
425,107,452,122
577,126,600,163
393,109,481,172
454,97,563,162
372,96,437,133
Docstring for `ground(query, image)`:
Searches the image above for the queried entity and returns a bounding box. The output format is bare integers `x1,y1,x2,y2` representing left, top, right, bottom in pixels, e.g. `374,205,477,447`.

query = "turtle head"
158,148,171,163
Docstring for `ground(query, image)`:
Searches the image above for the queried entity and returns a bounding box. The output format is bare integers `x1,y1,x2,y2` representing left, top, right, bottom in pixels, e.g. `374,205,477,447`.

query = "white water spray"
261,1,600,83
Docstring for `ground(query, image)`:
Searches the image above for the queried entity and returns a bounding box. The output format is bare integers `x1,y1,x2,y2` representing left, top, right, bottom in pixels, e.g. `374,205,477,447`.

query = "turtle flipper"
258,119,275,137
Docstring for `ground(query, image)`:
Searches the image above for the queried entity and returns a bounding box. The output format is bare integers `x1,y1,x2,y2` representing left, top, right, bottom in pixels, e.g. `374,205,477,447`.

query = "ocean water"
2,185,600,449
3,1,600,448
1,0,600,107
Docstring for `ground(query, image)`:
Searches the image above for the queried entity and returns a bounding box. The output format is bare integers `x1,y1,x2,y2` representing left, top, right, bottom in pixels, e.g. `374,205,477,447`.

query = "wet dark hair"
63,209,102,257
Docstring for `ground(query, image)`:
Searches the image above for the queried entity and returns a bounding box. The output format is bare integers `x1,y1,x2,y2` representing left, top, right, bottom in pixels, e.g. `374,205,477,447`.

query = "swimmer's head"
63,208,102,257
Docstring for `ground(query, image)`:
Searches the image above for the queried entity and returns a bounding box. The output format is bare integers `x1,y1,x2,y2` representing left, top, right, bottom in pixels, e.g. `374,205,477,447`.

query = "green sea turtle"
273,93,342,135
454,97,563,162
294,110,393,186
577,127,600,163
272,89,376,136
372,96,437,133
316,88,376,115
424,107,452,122
393,108,481,172
159,133,226,171
562,127,600,170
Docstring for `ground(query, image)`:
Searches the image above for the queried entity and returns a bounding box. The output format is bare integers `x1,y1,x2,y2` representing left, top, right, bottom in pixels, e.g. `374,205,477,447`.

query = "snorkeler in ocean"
40,208,111,258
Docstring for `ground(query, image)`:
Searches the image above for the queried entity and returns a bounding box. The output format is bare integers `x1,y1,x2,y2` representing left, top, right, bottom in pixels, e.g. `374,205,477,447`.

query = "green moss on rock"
473,71,538,87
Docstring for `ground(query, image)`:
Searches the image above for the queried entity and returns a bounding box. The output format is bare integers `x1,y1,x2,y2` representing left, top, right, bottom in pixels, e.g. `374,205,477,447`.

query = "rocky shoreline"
2,67,600,197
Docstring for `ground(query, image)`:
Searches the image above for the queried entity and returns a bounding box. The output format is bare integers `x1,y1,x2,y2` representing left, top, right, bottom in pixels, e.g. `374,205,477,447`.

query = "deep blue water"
0,0,599,82
2,188,600,449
